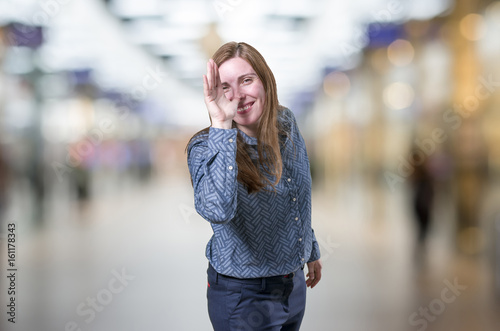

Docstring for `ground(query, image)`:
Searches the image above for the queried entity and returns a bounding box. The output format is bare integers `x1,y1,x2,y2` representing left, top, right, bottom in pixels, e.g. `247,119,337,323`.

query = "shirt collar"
238,129,258,145
236,109,291,146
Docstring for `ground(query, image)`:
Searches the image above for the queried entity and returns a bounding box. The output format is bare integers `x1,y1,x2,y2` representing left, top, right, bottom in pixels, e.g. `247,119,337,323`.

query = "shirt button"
228,166,233,170
301,258,305,262
229,138,234,143
287,178,291,182
295,217,299,221
292,198,296,202
299,238,302,242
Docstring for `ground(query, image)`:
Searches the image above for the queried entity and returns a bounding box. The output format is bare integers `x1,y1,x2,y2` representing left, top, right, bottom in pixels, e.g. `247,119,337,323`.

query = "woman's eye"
243,78,252,84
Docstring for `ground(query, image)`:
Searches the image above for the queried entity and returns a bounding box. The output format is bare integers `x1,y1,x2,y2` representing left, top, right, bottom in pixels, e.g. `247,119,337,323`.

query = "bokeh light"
383,82,415,110
323,71,351,99
460,13,487,41
387,39,415,67
485,1,500,28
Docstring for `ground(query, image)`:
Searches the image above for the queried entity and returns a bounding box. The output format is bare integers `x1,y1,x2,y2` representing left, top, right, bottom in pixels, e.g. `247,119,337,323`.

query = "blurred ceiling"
0,0,453,126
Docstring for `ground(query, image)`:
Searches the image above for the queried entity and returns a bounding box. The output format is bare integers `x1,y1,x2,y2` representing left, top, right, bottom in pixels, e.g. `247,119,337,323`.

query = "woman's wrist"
211,120,233,130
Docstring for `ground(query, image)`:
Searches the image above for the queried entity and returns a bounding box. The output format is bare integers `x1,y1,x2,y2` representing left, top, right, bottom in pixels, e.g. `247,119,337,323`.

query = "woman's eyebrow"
238,73,258,80
222,73,257,85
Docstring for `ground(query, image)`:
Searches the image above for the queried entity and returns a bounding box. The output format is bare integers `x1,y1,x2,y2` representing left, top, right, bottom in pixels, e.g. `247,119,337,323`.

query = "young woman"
187,42,322,330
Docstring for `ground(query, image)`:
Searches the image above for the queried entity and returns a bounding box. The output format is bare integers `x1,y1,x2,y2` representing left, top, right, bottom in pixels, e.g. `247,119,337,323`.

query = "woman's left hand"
306,259,322,289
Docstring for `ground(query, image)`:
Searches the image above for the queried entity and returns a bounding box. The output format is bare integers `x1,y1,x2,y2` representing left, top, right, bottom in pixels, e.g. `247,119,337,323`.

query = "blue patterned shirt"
187,108,320,278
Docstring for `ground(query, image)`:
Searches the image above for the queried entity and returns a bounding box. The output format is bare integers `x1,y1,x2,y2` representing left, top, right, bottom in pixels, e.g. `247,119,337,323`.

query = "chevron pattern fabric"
187,108,320,278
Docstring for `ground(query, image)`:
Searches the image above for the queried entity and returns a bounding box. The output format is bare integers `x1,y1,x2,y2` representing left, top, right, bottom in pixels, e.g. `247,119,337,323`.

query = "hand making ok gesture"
203,59,239,129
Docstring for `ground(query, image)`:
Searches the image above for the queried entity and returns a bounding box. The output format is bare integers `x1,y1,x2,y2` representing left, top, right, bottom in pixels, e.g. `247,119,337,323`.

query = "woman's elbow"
195,200,236,224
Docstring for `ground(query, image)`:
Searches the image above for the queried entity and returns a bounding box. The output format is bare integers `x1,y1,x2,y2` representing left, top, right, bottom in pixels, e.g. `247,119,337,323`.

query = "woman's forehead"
219,57,256,83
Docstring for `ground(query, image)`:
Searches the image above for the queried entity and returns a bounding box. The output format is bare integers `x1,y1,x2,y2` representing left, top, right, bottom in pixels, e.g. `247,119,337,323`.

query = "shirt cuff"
208,127,238,153
308,229,321,262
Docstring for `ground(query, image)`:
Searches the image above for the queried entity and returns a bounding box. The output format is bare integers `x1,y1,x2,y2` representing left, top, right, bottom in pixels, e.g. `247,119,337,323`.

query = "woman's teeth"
237,103,252,113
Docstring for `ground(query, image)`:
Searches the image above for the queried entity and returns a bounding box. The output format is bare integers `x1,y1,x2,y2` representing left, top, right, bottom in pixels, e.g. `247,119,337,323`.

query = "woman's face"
218,57,265,137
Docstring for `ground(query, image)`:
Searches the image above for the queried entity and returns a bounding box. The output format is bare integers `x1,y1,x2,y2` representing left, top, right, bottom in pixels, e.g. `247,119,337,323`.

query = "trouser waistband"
208,263,297,285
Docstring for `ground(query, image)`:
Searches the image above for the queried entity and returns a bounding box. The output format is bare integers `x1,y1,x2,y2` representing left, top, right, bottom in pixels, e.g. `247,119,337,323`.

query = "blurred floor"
1,171,499,331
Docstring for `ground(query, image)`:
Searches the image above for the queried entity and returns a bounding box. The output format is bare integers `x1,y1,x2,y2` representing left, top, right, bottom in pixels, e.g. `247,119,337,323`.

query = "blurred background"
1,0,500,330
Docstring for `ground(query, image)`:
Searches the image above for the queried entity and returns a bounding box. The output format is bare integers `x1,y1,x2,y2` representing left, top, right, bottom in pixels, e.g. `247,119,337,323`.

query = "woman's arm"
186,59,243,223
187,128,238,224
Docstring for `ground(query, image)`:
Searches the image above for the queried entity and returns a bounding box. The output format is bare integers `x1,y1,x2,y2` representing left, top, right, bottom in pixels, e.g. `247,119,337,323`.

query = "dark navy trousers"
207,264,306,331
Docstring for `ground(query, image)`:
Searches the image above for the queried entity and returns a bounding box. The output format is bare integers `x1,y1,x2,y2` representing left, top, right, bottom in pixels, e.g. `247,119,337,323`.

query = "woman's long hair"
188,42,285,193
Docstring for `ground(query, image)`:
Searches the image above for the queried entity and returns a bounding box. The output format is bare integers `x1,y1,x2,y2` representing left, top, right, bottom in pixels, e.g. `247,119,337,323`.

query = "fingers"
306,271,318,288
306,272,317,288
213,60,221,87
306,261,322,289
205,59,222,96
210,60,216,88
203,74,209,97
207,59,214,91
203,59,235,124
312,264,322,288
204,60,218,102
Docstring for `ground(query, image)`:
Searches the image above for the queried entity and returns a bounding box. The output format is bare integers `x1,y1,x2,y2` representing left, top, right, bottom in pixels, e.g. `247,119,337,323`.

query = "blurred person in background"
129,138,153,183
410,147,435,251
68,139,94,216
187,42,322,331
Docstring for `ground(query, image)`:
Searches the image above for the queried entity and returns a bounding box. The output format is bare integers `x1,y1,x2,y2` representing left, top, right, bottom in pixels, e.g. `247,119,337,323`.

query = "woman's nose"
228,88,243,101
236,90,245,101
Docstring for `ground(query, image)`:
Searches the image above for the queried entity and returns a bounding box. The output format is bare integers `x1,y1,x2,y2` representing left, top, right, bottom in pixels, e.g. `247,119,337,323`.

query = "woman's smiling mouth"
237,102,254,114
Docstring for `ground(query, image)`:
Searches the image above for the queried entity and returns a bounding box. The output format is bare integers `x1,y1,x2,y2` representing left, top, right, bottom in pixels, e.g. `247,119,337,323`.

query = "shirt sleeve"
187,127,238,224
308,229,321,262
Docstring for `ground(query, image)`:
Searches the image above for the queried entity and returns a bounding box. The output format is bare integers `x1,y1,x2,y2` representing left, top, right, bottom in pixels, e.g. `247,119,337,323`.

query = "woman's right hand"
203,59,238,129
